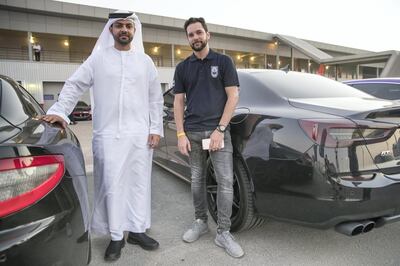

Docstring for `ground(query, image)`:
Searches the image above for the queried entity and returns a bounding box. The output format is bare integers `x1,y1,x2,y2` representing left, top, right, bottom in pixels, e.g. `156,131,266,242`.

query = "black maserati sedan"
154,69,400,236
0,75,90,265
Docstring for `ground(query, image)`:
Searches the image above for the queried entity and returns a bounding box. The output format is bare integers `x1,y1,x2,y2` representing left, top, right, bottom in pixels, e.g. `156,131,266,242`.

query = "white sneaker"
215,231,244,258
182,219,209,243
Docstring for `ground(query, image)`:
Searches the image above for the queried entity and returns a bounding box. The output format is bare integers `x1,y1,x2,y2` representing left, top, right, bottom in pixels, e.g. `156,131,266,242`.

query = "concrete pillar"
264,53,267,69
171,44,175,67
335,65,338,81
356,64,360,79
28,32,33,61
276,46,280,69
291,48,294,70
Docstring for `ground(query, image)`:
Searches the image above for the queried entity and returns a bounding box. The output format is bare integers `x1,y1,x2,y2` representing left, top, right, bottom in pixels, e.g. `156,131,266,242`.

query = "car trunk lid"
291,97,400,176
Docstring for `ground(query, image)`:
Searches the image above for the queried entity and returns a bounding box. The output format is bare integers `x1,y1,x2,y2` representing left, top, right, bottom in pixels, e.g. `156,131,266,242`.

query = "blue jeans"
186,130,234,232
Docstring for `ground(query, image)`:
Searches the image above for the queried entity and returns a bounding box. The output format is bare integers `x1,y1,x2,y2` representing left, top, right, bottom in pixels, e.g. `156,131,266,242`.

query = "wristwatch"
216,124,227,133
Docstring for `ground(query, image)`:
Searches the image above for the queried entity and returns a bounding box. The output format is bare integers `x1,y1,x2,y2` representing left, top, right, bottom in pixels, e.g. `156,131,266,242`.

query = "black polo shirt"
173,49,239,131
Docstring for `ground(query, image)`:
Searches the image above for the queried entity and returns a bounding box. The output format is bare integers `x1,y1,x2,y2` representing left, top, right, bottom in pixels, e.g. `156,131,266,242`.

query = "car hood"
74,106,91,111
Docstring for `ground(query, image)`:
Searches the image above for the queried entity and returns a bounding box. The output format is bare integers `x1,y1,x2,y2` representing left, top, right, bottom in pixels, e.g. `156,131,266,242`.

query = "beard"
190,40,207,52
113,33,133,46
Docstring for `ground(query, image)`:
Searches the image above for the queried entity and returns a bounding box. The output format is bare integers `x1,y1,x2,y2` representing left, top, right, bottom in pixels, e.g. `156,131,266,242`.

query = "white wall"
0,60,175,102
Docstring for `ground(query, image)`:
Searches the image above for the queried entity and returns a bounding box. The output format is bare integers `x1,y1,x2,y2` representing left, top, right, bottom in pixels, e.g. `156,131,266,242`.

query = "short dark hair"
184,17,208,34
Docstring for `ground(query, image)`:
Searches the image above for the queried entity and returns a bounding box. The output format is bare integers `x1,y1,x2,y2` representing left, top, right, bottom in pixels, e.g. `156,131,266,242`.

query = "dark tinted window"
238,72,282,107
0,79,42,125
252,71,373,99
350,83,400,100
17,85,43,115
0,116,20,143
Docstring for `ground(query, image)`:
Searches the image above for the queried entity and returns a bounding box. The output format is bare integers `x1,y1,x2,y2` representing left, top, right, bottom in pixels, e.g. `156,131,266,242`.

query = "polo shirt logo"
211,66,219,78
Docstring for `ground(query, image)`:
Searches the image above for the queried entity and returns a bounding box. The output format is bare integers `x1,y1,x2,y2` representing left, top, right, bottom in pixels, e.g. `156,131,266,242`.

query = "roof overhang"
274,34,332,63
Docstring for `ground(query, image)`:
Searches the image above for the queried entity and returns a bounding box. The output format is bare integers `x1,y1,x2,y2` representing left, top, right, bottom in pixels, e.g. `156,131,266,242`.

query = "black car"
154,69,400,236
72,101,92,121
344,78,400,100
0,75,90,265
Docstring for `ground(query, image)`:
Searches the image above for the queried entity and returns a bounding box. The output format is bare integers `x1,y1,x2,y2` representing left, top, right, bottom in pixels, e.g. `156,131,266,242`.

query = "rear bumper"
0,214,89,266
0,179,89,266
375,214,400,227
257,182,400,229
252,158,400,229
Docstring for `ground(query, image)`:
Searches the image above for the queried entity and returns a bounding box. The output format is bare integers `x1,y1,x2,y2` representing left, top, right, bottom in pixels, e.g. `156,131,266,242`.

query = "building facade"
0,0,399,110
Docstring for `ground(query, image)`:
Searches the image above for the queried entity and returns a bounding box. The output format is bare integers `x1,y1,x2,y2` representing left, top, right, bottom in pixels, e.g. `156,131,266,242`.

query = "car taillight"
299,118,393,148
0,155,65,217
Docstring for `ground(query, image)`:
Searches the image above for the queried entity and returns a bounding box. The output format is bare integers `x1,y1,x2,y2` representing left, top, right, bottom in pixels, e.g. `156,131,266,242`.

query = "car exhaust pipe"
335,222,364,236
361,220,375,233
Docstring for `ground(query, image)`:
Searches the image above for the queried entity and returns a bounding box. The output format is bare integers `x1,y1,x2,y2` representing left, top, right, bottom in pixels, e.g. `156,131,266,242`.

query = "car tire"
206,157,264,232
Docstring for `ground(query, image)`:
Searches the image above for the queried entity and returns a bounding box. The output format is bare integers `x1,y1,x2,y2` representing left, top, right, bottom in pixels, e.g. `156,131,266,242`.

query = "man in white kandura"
41,11,164,262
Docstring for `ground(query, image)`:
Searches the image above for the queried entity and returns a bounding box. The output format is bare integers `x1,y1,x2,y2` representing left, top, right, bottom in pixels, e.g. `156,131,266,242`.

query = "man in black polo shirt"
172,17,244,258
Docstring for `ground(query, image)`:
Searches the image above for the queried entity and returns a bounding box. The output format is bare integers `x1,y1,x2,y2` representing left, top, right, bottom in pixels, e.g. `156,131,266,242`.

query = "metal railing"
0,47,90,63
0,47,29,60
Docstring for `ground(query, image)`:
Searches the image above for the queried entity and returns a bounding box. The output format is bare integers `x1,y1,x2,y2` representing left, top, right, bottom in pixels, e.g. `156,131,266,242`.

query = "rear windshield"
251,71,374,99
0,78,43,125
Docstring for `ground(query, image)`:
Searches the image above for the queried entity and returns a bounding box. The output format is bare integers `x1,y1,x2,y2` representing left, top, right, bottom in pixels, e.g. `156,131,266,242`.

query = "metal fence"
0,47,90,63
0,47,29,60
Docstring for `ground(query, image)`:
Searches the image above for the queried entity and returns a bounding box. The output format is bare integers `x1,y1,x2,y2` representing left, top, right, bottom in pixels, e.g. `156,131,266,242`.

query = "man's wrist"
177,131,186,138
216,124,227,133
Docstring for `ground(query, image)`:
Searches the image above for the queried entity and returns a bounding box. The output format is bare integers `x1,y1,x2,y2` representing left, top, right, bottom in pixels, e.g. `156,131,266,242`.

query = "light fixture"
236,55,241,60
177,49,181,55
63,40,69,47
250,56,255,61
153,47,159,53
308,62,312,66
325,65,329,70
278,61,281,65
30,36,35,44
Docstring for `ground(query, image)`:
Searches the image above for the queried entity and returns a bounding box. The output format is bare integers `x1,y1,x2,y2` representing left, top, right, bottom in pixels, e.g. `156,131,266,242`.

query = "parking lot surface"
71,121,400,266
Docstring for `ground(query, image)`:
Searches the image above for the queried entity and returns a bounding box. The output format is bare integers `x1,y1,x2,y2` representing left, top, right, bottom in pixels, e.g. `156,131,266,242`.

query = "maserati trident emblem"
211,66,218,78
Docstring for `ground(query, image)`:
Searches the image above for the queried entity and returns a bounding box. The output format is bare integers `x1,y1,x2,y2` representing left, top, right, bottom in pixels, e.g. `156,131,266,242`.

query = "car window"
17,84,44,115
0,115,20,143
350,83,400,100
0,79,42,125
0,79,29,125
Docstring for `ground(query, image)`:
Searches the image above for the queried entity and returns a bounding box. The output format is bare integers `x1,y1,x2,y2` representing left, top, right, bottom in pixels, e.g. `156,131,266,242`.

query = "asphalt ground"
71,121,400,266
